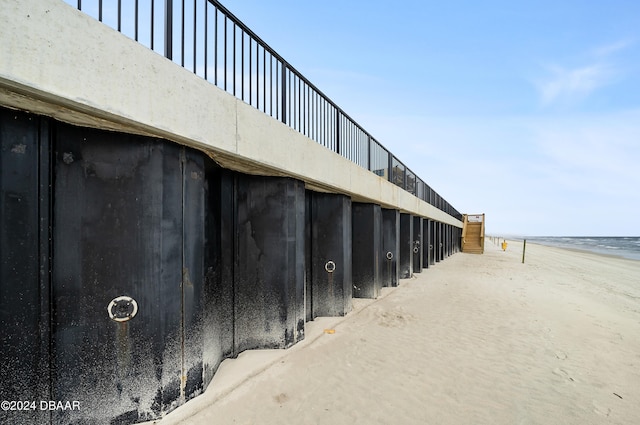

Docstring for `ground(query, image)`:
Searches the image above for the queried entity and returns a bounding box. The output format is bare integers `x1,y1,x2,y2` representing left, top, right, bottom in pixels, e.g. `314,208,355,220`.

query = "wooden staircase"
461,214,485,254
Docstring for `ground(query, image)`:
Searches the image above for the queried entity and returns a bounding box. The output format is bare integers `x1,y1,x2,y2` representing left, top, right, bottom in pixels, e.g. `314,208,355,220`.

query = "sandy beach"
156,239,640,425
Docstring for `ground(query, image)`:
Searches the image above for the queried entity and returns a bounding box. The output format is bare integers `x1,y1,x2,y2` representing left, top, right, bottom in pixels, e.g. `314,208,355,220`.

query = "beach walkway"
157,239,640,425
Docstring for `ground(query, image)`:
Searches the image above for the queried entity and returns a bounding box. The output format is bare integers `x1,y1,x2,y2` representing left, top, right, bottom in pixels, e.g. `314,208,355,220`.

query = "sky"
215,0,640,237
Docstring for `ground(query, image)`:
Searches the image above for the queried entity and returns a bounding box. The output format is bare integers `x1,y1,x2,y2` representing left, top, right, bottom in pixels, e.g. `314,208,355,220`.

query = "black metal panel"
429,221,438,265
441,223,446,259
381,209,400,287
452,227,457,254
452,226,458,255
203,167,235,383
309,192,352,317
446,224,450,258
450,226,455,255
234,175,305,353
51,125,189,423
412,216,423,273
422,219,431,269
443,224,449,259
351,203,382,298
181,149,210,400
399,213,413,278
436,222,443,262
451,226,455,256
306,192,352,319
304,190,313,322
0,108,51,425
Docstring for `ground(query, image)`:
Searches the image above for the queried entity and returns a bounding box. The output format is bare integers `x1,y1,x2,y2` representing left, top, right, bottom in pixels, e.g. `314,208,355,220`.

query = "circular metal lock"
107,296,138,322
325,261,336,273
386,251,394,260
413,247,420,254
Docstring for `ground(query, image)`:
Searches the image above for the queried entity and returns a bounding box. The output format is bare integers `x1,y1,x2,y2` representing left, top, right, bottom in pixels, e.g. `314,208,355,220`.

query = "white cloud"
536,63,615,106
533,111,640,182
534,39,632,107
592,39,635,58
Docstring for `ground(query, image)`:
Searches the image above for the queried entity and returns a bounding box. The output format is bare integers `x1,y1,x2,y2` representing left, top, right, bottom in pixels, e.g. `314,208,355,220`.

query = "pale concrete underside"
0,0,461,227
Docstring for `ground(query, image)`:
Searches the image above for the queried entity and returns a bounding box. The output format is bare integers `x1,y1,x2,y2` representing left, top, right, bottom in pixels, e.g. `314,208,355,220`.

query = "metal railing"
67,0,462,220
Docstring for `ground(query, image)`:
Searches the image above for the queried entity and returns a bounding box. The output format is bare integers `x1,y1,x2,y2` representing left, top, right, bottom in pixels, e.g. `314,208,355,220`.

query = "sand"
154,239,640,425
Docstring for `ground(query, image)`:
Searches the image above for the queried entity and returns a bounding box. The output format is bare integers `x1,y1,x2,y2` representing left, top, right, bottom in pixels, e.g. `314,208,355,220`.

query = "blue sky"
218,0,640,236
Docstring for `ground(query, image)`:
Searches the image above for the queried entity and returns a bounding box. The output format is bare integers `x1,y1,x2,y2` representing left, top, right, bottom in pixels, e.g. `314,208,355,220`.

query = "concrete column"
352,203,382,298
234,175,306,352
399,213,413,278
412,216,423,273
308,192,353,318
381,208,400,287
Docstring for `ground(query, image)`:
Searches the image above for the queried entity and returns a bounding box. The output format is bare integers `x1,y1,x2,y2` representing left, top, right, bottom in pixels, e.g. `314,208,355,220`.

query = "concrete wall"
0,2,465,424
1,105,463,425
0,0,461,228
0,109,313,423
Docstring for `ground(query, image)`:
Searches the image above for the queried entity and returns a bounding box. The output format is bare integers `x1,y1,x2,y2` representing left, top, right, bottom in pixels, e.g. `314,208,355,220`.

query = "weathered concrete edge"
0,0,461,227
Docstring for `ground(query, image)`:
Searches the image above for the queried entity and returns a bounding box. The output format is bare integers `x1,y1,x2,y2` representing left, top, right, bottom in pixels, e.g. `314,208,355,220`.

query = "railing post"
403,165,406,190
335,108,341,155
367,135,371,171
164,0,173,60
281,64,287,124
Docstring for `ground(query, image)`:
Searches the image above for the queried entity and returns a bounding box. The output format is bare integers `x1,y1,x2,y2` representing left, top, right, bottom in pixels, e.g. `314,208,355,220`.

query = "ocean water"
525,236,640,261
